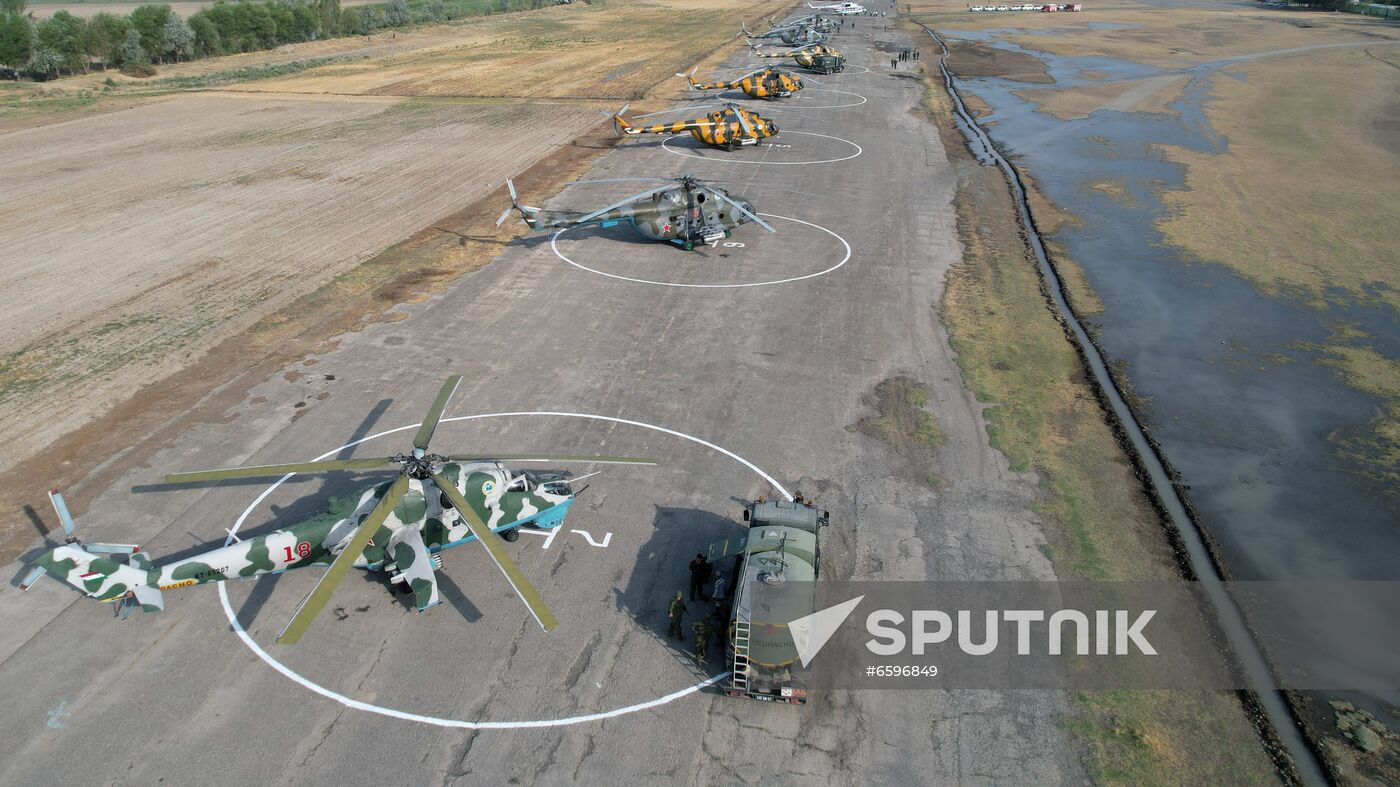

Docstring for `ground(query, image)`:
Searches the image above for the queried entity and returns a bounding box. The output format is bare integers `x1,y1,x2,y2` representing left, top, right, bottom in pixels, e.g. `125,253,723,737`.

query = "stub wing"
390,525,441,612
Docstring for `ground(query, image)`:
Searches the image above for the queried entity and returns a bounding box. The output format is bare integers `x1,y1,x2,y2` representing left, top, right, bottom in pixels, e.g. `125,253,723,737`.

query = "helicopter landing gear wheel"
500,527,519,543
683,240,695,251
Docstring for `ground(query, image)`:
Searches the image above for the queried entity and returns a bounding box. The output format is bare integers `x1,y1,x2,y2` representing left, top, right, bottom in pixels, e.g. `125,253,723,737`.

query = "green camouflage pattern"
33,461,573,615
513,182,762,247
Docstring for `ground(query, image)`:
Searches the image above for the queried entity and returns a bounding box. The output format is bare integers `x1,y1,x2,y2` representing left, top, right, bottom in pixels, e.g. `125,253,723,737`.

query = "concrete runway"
0,17,1088,786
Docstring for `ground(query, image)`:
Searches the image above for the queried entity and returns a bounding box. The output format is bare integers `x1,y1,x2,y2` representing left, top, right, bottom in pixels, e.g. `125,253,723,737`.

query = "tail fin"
25,543,163,615
495,178,541,230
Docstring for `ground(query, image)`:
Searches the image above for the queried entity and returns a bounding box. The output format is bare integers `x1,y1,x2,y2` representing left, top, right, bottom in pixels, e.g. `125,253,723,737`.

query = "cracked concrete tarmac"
0,20,1088,787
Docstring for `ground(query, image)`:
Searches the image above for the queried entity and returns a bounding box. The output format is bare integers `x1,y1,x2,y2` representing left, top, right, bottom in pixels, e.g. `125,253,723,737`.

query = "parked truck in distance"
706,495,829,704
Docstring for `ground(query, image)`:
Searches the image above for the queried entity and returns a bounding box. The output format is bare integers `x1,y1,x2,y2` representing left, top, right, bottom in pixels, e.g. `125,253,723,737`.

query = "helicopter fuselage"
530,185,760,248
35,462,573,603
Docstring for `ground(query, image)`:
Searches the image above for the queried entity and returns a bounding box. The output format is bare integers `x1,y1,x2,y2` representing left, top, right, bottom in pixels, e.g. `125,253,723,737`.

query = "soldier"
688,553,711,600
692,614,716,664
667,591,687,640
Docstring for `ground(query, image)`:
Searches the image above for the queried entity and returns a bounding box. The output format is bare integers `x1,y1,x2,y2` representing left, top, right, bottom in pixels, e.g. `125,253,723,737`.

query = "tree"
129,4,170,63
356,4,380,34
86,12,130,70
162,12,192,61
28,44,59,79
0,13,33,68
117,26,147,65
316,0,339,35
423,0,448,21
288,2,318,41
36,10,87,74
0,0,25,15
187,10,220,57
383,0,409,26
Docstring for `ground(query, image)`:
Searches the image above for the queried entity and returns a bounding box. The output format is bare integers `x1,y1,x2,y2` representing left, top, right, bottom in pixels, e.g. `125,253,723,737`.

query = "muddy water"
939,34,1400,708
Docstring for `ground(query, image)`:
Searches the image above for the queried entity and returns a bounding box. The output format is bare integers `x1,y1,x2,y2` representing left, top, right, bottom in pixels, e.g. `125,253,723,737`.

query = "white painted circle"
218,412,793,730
720,87,868,109
660,130,863,166
550,213,851,289
841,64,871,75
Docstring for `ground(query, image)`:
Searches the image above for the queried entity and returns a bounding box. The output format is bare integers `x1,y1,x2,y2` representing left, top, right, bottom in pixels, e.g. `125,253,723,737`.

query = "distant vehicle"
0,67,19,81
996,4,1011,9
808,1,866,13
709,496,830,704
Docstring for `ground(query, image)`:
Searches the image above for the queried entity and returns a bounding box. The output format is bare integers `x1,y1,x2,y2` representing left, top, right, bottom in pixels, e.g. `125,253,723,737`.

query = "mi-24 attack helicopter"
681,66,805,100
497,174,775,251
751,42,846,75
20,376,656,643
605,101,779,150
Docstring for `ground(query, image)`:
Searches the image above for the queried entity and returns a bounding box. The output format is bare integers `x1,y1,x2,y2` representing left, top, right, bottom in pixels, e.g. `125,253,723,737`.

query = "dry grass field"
0,0,790,475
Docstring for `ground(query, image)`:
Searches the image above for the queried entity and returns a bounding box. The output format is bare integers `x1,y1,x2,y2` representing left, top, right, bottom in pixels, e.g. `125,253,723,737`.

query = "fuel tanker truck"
705,495,829,704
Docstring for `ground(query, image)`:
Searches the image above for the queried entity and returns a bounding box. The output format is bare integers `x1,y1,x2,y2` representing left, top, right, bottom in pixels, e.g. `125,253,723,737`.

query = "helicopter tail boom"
27,543,165,616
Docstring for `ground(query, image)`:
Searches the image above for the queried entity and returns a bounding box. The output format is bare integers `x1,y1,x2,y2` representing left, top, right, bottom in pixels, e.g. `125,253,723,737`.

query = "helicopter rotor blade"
413,375,463,452
48,489,77,538
164,457,397,484
275,474,410,645
574,185,675,225
631,105,723,120
443,454,658,465
495,206,515,227
714,191,776,233
563,177,673,186
432,472,557,633
728,104,755,136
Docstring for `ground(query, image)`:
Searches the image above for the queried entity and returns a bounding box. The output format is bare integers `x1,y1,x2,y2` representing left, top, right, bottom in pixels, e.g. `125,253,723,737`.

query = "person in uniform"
688,553,712,600
692,615,716,664
667,591,688,640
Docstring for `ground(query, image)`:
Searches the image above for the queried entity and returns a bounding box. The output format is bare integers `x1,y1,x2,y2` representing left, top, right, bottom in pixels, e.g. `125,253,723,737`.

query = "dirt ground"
0,0,791,489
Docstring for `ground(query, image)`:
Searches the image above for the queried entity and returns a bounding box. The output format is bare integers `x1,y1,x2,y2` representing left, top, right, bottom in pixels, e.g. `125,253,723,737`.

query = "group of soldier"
665,553,729,664
890,48,920,69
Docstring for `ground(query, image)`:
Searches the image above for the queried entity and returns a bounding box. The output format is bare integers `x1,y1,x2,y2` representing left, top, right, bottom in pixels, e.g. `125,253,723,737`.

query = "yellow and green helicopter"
605,101,779,150
680,66,805,100
749,43,846,75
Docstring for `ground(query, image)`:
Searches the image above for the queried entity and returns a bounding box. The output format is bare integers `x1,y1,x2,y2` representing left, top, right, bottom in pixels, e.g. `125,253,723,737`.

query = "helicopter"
497,174,775,251
605,101,779,150
750,42,846,75
769,13,837,33
20,377,656,643
680,66,805,100
742,20,829,47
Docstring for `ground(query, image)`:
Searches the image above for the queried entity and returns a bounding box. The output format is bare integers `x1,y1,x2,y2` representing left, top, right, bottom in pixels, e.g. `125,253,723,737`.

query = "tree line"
0,0,570,80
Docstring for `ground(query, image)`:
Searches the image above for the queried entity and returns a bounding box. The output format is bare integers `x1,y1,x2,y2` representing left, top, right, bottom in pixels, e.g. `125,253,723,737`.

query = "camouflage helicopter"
680,66,805,100
769,13,837,33
20,377,656,643
750,43,846,75
497,174,775,251
605,101,779,150
743,20,830,47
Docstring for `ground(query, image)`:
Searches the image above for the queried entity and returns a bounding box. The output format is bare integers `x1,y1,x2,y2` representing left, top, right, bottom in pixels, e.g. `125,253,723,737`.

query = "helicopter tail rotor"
496,177,541,229
601,103,633,135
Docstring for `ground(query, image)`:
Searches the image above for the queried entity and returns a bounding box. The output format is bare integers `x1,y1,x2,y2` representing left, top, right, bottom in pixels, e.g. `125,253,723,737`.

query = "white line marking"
661,130,863,166
219,411,791,730
551,213,851,289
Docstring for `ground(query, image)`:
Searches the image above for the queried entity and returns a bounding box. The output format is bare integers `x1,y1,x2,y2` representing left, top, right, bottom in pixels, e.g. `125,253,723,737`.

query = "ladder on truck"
731,620,751,692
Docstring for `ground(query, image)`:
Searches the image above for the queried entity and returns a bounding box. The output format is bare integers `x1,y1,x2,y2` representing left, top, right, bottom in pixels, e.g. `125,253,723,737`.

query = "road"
0,19,1087,785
